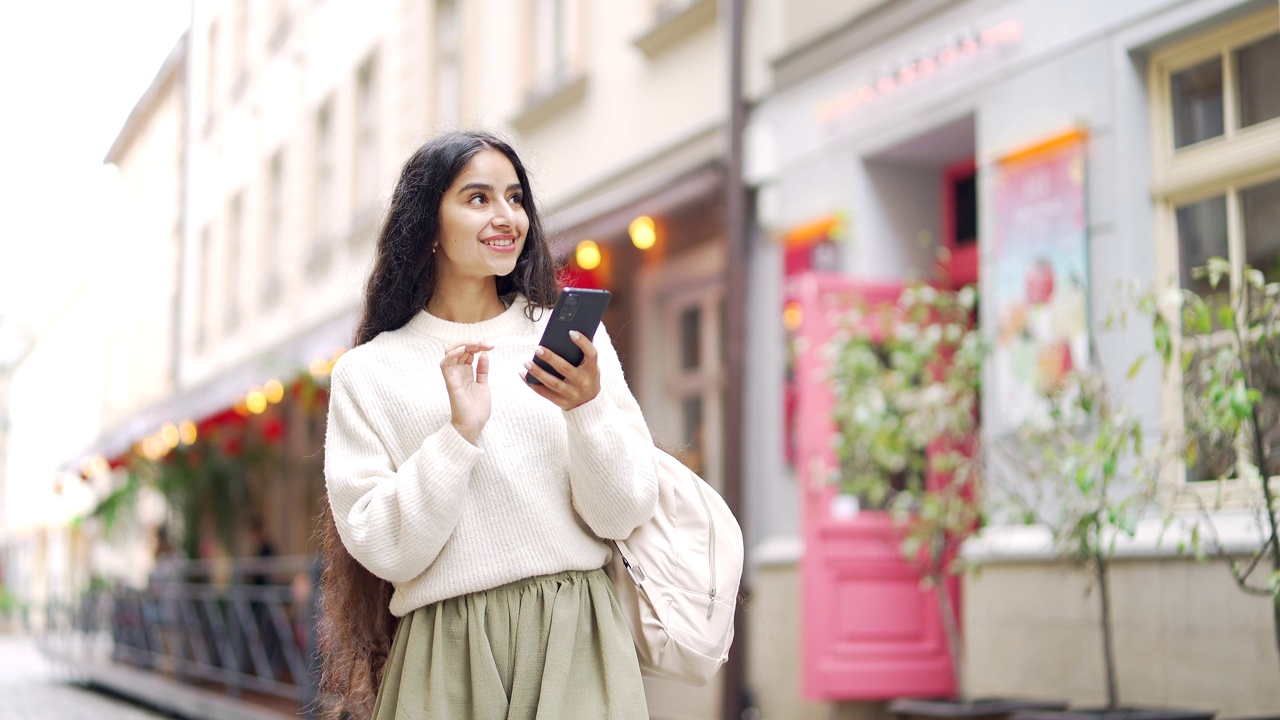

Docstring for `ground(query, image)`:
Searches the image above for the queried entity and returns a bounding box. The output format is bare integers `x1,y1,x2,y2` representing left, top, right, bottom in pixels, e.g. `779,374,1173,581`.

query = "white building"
744,0,1280,716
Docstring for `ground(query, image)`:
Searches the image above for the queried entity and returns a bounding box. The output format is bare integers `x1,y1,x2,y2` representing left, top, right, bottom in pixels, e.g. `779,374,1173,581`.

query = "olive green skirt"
371,568,649,719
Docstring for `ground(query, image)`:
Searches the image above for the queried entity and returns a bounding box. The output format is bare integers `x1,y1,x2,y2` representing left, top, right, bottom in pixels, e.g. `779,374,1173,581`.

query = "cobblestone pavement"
0,634,173,720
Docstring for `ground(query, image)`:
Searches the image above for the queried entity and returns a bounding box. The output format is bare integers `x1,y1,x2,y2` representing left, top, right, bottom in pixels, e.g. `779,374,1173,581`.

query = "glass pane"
679,306,701,370
681,395,704,474
1243,177,1280,282
1182,349,1237,482
1175,194,1229,298
1171,57,1224,148
1237,33,1280,129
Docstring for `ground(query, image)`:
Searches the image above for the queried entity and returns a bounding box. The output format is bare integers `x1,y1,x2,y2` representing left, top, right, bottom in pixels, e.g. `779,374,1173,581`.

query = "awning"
80,307,358,465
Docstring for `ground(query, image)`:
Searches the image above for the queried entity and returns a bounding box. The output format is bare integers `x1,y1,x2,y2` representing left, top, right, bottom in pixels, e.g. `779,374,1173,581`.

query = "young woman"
318,131,658,719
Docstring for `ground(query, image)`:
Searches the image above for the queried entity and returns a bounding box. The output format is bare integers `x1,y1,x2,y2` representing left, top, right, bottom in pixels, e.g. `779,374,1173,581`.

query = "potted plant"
830,281,1064,720
1144,258,1280,680
988,331,1214,720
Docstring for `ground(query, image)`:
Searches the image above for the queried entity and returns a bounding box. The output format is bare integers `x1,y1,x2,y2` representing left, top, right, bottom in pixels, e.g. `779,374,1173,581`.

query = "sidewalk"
2,632,300,720
0,633,168,720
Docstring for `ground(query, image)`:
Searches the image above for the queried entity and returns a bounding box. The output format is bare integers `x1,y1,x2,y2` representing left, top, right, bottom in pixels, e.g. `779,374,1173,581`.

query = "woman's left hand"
522,330,601,410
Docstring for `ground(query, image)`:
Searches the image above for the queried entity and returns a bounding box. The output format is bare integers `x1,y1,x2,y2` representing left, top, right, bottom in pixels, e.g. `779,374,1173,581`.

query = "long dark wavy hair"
316,131,560,718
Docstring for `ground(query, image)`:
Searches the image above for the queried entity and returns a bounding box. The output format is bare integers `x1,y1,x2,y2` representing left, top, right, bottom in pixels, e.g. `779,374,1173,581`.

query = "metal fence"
38,554,322,718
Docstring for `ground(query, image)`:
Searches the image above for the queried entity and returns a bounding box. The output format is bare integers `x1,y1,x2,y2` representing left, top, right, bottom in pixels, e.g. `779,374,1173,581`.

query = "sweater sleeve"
562,324,660,540
323,359,483,584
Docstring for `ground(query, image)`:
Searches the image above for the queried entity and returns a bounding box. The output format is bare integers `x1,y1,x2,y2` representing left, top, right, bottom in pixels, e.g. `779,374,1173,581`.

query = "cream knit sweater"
323,295,659,617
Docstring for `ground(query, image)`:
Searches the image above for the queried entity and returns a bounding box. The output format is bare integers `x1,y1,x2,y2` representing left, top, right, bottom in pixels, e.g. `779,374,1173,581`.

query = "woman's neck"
427,276,507,324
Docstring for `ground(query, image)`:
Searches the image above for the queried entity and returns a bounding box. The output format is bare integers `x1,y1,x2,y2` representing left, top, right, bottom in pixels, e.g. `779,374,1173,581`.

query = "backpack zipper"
690,469,717,619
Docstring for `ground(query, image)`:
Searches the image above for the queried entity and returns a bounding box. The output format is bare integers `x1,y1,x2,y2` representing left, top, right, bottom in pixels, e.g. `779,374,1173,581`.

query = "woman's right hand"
441,341,494,445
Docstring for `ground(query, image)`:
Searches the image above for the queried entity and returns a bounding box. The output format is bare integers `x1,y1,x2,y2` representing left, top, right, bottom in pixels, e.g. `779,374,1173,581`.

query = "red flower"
263,417,287,443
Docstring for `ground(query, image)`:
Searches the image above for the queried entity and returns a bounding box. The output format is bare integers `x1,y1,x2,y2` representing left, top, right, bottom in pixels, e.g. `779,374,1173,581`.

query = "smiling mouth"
481,237,517,247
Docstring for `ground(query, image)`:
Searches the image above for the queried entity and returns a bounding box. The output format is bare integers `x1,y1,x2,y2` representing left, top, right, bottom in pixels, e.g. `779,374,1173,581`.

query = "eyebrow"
457,182,523,195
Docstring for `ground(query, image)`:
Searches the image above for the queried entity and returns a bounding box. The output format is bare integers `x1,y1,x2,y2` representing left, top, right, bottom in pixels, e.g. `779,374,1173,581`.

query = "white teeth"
483,239,515,246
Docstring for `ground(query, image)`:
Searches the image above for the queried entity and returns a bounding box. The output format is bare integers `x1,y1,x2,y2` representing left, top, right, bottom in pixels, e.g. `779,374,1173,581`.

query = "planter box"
891,697,1068,720
1011,709,1215,720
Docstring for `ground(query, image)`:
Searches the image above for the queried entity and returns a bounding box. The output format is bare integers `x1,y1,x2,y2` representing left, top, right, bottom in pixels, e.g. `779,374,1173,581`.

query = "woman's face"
434,148,529,285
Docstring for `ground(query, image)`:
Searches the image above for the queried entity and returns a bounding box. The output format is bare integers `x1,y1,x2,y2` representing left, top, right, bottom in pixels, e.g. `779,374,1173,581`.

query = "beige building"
85,1,752,716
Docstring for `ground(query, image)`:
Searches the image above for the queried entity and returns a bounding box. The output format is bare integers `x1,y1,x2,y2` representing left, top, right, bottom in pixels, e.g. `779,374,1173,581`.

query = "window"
205,20,219,131
666,288,724,490
309,100,336,276
232,0,250,99
435,0,461,128
528,0,582,99
269,0,291,52
1172,177,1280,481
262,150,285,309
354,54,379,214
1150,7,1280,488
225,193,244,334
196,225,212,351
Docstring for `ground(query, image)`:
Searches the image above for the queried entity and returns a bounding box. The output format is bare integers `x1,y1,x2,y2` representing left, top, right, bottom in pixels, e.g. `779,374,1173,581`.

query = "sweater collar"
403,294,536,342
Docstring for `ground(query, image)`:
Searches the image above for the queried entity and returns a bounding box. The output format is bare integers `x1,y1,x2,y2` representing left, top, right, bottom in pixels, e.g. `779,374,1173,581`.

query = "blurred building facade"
745,0,1280,717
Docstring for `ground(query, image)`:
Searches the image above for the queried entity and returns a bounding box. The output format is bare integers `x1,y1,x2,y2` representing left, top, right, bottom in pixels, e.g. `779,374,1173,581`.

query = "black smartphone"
525,288,612,385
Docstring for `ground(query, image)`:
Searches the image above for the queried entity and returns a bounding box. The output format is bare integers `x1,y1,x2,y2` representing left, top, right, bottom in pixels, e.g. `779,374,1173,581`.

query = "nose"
492,197,516,230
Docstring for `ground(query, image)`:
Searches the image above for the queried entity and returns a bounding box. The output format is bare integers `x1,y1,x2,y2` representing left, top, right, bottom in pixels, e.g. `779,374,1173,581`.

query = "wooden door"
791,272,959,701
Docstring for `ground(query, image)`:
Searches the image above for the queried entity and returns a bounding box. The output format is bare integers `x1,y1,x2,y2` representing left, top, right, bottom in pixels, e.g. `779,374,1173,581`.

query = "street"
0,634,171,720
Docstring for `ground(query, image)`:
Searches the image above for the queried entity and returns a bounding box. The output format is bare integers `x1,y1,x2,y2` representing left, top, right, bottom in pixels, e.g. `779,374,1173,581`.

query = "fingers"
569,330,598,364
441,341,494,368
475,352,489,385
534,332,597,376
522,357,567,392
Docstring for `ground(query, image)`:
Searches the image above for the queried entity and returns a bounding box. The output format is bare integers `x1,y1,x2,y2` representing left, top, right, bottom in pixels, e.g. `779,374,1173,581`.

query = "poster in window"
991,130,1089,433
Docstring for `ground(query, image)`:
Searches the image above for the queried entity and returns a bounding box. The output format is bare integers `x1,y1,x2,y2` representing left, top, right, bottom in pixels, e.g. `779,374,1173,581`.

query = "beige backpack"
607,448,744,686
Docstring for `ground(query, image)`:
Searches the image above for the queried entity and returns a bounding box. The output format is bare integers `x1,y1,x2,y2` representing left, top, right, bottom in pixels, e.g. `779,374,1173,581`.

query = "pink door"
791,272,959,701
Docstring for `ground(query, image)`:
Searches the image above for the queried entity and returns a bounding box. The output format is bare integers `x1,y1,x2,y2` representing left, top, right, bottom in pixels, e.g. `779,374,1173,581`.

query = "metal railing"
39,554,322,718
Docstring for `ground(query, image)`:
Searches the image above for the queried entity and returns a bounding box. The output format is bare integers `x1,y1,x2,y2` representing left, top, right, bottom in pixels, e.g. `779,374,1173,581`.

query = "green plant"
989,361,1158,712
829,281,984,697
1144,257,1280,678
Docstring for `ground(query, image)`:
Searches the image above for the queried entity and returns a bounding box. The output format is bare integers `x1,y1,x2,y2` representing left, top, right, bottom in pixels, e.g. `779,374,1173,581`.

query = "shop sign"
817,20,1022,128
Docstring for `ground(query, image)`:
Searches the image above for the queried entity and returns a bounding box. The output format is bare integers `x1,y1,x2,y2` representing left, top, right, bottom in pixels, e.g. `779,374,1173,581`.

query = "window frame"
1148,5,1280,505
522,0,586,102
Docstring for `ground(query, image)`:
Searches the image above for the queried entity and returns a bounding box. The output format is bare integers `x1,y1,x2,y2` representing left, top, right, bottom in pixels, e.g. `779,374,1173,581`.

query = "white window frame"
434,0,462,129
526,0,584,99
1149,6,1280,507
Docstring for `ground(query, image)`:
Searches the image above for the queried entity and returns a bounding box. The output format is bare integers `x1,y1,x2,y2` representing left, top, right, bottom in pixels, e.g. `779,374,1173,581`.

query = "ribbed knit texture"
324,295,659,617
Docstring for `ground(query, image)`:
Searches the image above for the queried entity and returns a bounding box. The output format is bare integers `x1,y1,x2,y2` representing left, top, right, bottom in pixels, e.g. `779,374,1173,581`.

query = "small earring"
432,243,438,254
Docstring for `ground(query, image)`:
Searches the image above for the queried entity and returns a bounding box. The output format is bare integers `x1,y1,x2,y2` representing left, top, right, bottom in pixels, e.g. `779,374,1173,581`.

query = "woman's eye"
469,193,487,205
510,194,524,206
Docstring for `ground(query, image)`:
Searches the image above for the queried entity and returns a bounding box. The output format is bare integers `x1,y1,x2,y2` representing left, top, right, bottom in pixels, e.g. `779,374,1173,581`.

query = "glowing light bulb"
264,379,285,404
246,389,268,414
629,216,657,250
179,421,198,445
576,240,602,270
783,302,804,332
161,423,180,448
